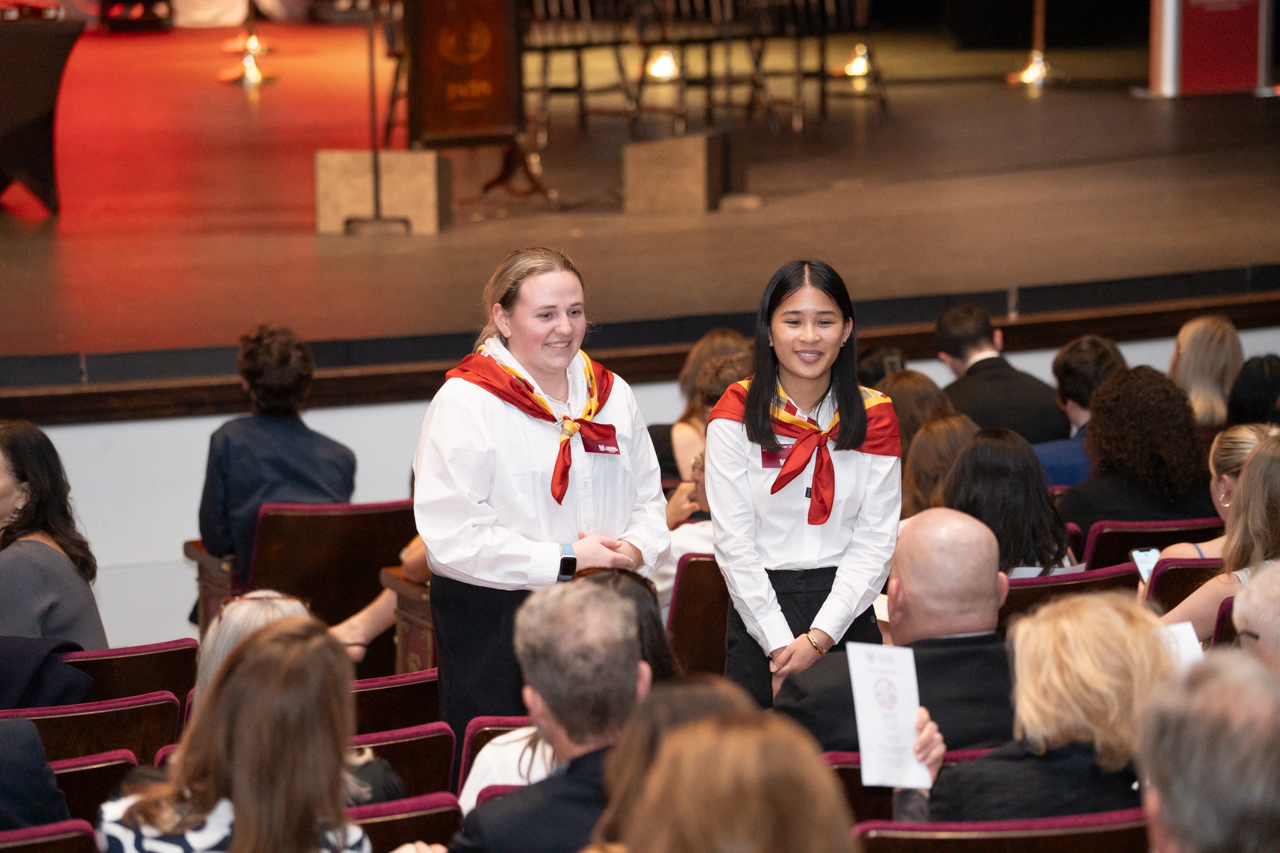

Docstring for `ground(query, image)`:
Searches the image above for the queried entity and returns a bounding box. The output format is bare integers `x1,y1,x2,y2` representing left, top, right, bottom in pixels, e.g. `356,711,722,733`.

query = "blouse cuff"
532,541,565,586
760,611,796,656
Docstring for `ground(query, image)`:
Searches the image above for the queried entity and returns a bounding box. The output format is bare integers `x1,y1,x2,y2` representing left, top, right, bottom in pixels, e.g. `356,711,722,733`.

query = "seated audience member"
1058,366,1216,535
1138,652,1280,853
0,421,107,650
900,592,1172,822
875,370,954,462
456,569,678,814
1160,433,1280,641
1227,354,1280,427
0,719,70,830
935,304,1069,444
198,325,356,585
99,618,371,853
330,536,428,662
857,346,904,388
1160,424,1276,562
194,591,404,806
1033,335,1126,487
1233,565,1280,675
624,714,853,853
900,413,979,518
942,430,1073,578
775,508,1014,753
668,330,752,482
441,582,650,853
1169,315,1244,431
592,676,758,847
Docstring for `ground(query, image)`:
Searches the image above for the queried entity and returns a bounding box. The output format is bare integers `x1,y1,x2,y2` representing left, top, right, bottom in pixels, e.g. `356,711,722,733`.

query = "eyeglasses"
218,592,310,619
1235,629,1261,648
574,566,660,602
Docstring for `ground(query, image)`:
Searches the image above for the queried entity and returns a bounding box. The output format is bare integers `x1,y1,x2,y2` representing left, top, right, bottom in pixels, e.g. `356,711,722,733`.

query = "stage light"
242,53,263,85
843,43,870,77
245,33,262,54
646,48,678,81
1009,49,1048,87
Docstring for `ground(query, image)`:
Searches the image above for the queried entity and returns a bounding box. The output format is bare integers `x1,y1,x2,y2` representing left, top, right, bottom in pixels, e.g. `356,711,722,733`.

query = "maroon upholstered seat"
353,722,455,798
475,785,521,807
666,553,728,675
351,668,440,735
57,639,198,721
49,749,138,825
825,749,994,823
1145,558,1224,615
458,715,530,792
997,564,1141,637
0,820,98,853
1212,596,1237,646
1083,518,1223,571
0,691,180,764
348,792,463,852
854,806,1148,852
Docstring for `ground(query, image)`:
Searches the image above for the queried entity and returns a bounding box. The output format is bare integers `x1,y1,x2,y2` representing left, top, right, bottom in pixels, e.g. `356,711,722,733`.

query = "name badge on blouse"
760,444,794,469
582,434,621,454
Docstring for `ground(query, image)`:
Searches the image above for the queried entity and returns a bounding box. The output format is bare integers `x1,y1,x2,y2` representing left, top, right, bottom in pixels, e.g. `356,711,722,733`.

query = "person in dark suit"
1033,335,1127,488
442,581,652,853
0,719,70,830
936,304,1069,445
775,507,1014,753
198,325,356,586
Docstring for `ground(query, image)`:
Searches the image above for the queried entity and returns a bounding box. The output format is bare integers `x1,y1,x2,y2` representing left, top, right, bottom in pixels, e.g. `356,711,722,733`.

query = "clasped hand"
572,531,641,570
769,628,834,696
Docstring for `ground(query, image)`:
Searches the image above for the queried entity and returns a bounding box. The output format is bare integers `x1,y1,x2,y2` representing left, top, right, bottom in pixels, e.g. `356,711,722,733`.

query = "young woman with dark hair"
705,260,901,708
941,429,1073,579
0,420,107,649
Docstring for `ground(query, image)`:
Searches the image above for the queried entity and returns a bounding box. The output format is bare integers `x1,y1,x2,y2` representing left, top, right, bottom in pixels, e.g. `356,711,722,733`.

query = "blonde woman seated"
896,593,1173,821
1158,424,1276,563
1161,432,1280,641
98,618,371,853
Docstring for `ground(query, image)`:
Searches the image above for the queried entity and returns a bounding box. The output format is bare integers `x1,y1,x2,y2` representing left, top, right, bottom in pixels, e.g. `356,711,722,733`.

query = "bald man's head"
888,508,1006,645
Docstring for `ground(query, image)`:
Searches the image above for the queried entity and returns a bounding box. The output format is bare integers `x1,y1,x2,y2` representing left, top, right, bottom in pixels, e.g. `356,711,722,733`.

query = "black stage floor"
2,25,1279,369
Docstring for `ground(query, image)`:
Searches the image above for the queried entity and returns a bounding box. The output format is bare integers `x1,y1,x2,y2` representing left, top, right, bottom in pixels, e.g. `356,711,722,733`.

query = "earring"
13,504,22,512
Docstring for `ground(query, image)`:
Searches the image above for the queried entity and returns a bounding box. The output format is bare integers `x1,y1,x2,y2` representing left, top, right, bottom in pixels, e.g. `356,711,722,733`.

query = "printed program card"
1160,621,1204,672
846,642,933,790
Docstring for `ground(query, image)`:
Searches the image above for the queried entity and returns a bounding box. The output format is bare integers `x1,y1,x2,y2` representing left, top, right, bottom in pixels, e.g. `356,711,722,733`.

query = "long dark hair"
744,261,867,453
582,569,679,682
941,429,1068,574
0,421,97,582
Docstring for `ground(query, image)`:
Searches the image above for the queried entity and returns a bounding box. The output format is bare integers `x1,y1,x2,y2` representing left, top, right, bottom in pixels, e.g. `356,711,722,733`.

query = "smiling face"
768,285,853,401
493,270,587,394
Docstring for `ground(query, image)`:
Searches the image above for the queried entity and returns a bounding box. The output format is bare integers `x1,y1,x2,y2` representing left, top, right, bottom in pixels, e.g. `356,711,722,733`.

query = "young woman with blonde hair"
1169,315,1244,429
98,617,370,853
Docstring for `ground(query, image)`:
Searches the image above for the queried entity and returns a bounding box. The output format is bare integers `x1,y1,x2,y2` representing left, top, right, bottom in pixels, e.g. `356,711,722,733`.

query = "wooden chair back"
49,750,138,825
826,749,992,823
57,639,198,721
352,723,455,798
352,669,440,735
248,500,418,679
348,793,463,851
998,564,1140,637
459,715,529,791
0,820,98,853
0,691,180,765
1213,596,1237,646
1145,558,1224,615
855,807,1148,853
1083,518,1223,570
666,554,730,675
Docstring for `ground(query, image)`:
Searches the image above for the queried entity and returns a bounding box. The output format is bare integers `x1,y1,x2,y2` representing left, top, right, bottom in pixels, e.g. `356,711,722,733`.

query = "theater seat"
0,691,180,765
854,806,1148,852
1213,597,1237,647
666,554,729,675
353,722,455,798
458,716,530,792
348,792,463,852
57,639,198,721
352,669,440,736
1083,518,1223,571
1145,558,1224,615
997,564,1140,638
0,819,98,853
826,749,993,823
49,750,138,825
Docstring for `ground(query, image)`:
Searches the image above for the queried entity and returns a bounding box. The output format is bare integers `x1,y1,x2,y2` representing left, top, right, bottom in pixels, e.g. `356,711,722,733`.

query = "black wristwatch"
557,543,577,582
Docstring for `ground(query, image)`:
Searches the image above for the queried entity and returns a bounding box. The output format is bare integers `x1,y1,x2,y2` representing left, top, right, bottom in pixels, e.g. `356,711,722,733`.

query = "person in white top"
412,247,670,757
705,260,901,708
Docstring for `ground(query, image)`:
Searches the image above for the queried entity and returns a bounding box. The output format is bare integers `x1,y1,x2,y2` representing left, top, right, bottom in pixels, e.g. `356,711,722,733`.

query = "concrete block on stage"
314,150,453,235
623,131,747,215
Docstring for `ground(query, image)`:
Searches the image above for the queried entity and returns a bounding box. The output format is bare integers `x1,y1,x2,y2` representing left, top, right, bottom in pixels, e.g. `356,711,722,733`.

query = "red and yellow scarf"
709,380,899,524
447,349,616,504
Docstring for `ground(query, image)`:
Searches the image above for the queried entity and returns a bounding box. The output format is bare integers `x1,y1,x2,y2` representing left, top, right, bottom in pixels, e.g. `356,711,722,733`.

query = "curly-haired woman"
1057,366,1216,536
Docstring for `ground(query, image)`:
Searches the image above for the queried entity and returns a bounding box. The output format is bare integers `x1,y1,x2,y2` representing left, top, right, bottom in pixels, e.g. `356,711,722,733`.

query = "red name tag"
582,434,621,454
761,444,793,469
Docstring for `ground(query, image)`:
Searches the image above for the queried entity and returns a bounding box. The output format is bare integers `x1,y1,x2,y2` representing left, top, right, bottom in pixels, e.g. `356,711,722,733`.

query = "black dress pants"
725,566,881,709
